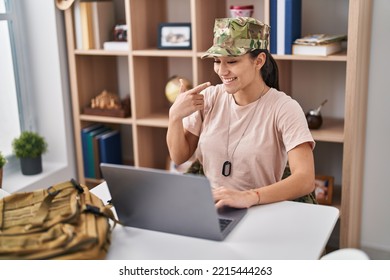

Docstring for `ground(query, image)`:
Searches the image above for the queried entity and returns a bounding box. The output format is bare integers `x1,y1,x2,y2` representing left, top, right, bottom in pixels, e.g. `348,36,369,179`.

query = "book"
93,129,122,178
269,0,278,54
294,34,347,46
81,124,104,177
103,41,129,51
91,1,115,49
276,0,285,54
80,2,94,49
274,0,302,54
284,0,301,54
292,41,342,56
73,0,82,49
92,129,110,179
98,130,122,165
85,126,111,178
93,132,102,179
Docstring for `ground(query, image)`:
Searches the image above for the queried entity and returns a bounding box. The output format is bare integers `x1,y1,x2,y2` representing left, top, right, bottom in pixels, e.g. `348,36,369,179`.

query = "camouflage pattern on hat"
202,17,270,58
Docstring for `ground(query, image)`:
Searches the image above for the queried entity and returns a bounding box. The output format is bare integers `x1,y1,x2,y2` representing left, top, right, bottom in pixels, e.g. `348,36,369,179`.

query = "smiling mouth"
222,77,237,84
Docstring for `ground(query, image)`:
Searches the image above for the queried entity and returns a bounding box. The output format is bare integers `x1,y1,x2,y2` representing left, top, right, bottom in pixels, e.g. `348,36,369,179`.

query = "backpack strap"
83,203,122,228
26,180,80,230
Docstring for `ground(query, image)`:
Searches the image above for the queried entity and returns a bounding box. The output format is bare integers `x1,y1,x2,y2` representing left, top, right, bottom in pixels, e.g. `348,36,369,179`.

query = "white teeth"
223,77,236,83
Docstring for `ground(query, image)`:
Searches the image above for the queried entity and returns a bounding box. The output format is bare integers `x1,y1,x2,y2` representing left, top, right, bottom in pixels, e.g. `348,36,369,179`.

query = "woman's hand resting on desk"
213,186,259,209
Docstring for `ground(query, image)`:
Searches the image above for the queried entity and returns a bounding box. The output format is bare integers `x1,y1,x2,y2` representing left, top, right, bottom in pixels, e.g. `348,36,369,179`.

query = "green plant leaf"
12,131,48,158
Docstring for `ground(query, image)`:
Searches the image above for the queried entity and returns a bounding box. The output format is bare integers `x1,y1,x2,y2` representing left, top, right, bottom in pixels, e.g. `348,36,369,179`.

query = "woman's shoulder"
267,88,292,101
202,84,227,103
264,88,303,113
264,88,294,106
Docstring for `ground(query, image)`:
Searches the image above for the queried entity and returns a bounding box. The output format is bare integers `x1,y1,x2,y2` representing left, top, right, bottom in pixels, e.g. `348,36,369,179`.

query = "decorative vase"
20,156,43,175
165,76,191,104
229,5,254,18
305,99,328,129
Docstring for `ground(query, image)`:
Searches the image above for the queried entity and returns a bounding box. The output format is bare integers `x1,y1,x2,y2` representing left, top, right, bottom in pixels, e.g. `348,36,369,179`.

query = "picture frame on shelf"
315,175,334,205
158,23,192,50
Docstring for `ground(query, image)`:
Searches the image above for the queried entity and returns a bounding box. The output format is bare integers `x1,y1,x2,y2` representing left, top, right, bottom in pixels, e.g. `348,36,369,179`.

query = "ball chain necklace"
222,85,266,177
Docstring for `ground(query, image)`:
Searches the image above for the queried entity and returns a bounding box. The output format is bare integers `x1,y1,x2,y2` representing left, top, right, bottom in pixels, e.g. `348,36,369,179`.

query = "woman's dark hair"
249,49,279,90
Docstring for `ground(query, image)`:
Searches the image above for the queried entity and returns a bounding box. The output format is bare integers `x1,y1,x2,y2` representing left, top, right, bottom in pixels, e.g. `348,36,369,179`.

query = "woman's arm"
213,142,315,208
166,81,210,165
254,141,315,204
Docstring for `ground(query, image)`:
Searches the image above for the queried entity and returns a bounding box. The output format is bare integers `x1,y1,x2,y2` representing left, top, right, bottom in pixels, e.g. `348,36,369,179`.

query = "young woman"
167,17,315,208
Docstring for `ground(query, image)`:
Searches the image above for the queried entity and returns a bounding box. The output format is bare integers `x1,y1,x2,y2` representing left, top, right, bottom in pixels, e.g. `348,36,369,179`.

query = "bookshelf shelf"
132,49,194,57
62,0,370,249
310,118,344,143
75,49,129,56
136,114,170,128
274,51,347,62
80,114,133,125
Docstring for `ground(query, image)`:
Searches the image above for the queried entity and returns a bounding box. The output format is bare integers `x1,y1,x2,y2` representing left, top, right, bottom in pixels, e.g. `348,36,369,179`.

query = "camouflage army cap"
202,17,270,58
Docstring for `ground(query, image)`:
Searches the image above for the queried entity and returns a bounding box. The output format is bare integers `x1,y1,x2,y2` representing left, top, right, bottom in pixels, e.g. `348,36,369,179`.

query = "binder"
284,0,301,54
81,124,104,177
274,0,301,54
85,126,110,178
99,130,122,165
276,0,285,54
270,0,278,54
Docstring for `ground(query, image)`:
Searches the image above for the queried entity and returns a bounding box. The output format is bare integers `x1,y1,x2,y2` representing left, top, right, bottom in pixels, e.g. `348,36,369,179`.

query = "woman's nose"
216,63,228,76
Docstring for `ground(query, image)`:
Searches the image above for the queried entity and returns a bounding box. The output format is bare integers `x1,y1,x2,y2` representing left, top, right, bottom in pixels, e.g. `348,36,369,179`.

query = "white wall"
21,2,70,163
360,0,390,258
3,1,76,192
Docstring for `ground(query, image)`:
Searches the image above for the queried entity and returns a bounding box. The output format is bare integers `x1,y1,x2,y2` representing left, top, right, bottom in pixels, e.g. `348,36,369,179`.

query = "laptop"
100,163,247,241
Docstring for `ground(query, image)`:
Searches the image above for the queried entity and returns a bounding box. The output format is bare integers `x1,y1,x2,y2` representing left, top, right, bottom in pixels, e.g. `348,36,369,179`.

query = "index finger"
179,79,187,94
187,81,211,95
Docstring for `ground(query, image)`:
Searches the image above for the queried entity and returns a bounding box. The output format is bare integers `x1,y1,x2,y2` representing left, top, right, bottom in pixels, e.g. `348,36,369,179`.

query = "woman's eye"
213,60,237,64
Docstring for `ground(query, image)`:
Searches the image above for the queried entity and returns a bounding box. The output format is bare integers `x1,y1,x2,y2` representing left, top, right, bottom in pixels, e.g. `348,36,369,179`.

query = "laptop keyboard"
219,218,232,232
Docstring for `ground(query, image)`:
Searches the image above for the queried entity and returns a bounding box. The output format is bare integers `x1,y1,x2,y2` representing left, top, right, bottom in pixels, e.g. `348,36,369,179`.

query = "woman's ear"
255,52,267,70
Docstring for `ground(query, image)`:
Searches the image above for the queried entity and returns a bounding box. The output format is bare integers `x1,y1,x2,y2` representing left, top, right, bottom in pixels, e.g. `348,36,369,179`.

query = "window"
0,1,76,192
0,0,33,171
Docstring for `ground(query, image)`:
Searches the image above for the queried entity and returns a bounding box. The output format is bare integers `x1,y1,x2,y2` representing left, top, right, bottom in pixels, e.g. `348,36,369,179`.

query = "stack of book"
270,0,302,55
73,1,115,50
103,41,129,51
81,124,123,179
292,34,347,56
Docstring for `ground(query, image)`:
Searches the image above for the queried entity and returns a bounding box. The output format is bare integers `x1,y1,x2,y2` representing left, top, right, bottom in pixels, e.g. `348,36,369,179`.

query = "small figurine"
91,90,121,110
306,99,328,129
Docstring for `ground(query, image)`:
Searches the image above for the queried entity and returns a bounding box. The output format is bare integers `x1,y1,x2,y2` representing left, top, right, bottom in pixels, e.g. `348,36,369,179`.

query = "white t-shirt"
183,84,314,191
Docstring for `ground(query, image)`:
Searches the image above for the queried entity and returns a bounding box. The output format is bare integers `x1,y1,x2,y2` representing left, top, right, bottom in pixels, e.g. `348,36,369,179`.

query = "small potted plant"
12,131,48,175
0,151,6,188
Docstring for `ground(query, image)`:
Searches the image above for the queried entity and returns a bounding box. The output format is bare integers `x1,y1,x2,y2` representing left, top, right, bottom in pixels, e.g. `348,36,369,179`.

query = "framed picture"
315,175,334,205
158,23,192,50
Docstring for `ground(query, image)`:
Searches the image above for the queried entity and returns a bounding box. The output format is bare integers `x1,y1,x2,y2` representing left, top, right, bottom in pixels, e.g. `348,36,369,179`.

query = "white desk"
92,182,339,260
0,189,9,199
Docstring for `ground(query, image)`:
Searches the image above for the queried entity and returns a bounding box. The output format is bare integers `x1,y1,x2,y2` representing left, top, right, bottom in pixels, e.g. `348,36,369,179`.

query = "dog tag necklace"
222,87,265,177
